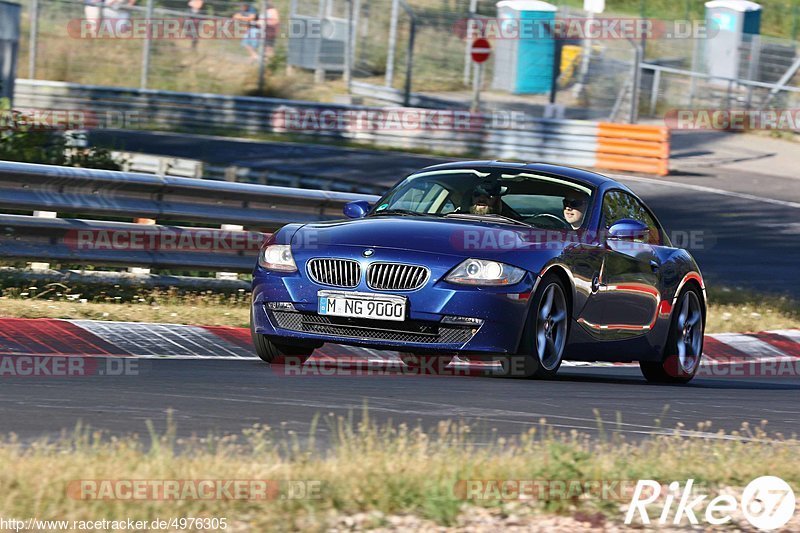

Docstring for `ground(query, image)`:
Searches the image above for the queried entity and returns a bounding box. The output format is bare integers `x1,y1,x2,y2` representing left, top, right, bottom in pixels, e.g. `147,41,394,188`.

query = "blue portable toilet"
704,0,761,80
491,0,557,95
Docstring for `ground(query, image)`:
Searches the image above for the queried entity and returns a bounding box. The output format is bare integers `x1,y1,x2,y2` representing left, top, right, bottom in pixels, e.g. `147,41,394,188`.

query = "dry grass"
0,415,798,531
18,6,332,100
0,296,250,326
705,287,800,334
0,286,250,326
1,284,798,334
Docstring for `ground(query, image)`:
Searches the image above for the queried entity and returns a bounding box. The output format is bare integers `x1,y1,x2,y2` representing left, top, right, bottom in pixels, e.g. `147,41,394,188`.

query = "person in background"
233,2,260,62
103,0,135,33
260,1,280,61
187,0,204,50
83,0,105,37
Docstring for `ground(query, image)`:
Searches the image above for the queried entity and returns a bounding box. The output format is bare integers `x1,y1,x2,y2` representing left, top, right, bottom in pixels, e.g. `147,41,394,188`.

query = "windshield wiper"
444,212,531,227
370,209,440,217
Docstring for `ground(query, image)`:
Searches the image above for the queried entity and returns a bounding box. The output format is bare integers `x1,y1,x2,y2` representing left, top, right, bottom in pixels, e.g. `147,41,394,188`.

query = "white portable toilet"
704,0,762,80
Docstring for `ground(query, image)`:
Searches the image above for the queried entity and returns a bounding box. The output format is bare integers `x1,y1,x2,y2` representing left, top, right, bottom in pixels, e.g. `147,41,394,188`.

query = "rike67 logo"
626,476,796,530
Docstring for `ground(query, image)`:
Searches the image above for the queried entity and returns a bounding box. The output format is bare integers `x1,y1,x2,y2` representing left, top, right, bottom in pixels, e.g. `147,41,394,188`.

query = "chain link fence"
641,32,800,119
346,1,642,120
18,0,299,94
11,0,800,123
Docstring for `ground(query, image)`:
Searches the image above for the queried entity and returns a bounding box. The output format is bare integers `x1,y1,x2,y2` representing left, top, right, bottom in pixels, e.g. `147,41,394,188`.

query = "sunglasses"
473,192,496,200
563,198,587,209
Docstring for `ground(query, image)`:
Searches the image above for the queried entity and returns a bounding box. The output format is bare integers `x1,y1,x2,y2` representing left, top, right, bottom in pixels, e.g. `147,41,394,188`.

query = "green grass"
0,283,798,333
0,414,797,531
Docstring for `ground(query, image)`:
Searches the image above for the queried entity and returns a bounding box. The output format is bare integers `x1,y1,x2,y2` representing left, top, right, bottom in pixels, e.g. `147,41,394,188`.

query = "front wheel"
640,287,704,384
493,274,569,379
250,310,316,364
252,332,315,364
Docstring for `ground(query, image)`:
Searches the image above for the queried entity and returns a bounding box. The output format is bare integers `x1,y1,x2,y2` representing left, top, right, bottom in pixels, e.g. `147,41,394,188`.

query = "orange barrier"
595,123,670,176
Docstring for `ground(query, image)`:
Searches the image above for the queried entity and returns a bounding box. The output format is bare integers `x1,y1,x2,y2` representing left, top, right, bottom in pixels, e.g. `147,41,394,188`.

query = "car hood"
292,216,567,264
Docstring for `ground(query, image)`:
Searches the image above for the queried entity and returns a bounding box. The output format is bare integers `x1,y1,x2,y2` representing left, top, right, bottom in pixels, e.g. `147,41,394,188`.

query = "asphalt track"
2,131,797,444
2,359,799,445
2,320,799,444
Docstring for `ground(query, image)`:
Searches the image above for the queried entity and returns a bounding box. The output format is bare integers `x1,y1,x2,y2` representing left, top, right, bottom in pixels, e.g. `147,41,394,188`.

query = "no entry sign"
470,38,491,63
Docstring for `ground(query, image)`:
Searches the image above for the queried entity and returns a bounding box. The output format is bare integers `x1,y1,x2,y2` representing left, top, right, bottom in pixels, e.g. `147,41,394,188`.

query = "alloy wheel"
675,290,703,374
536,283,568,371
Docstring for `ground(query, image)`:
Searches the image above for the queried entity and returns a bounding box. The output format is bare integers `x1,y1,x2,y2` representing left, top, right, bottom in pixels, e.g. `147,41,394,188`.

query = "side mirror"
343,200,372,219
607,219,649,242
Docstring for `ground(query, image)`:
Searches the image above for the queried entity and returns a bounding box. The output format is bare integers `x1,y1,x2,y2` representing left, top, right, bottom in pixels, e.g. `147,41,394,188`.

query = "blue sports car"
251,162,706,383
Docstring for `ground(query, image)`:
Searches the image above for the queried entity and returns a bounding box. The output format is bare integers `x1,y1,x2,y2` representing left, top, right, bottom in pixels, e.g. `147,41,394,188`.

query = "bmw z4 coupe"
251,162,706,383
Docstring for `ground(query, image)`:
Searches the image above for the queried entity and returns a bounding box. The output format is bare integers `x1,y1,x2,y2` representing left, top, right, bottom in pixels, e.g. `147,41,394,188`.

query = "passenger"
562,191,588,230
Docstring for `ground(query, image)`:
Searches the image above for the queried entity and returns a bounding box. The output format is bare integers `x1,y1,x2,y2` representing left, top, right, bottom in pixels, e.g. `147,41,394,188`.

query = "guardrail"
350,81,461,109
0,160,380,273
93,150,388,195
13,79,670,175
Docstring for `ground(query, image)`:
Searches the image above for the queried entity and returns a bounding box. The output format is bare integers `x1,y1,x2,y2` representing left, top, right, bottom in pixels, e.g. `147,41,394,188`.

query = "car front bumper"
251,268,537,355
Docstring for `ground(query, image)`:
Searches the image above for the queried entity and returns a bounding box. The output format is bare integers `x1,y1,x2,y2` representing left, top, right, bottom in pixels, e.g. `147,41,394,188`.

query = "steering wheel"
526,213,570,230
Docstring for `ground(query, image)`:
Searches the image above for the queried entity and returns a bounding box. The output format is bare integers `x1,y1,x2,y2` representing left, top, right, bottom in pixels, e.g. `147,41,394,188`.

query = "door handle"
650,260,660,272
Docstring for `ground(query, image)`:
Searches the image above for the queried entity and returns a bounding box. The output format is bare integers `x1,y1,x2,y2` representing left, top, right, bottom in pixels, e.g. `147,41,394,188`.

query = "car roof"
414,160,631,193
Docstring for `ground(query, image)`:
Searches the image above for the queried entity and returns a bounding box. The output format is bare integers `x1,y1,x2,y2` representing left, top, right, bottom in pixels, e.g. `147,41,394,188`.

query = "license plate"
318,291,406,322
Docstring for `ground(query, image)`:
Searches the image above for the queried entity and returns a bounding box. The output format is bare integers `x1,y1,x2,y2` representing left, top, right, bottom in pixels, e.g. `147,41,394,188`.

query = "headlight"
258,244,297,272
445,259,525,286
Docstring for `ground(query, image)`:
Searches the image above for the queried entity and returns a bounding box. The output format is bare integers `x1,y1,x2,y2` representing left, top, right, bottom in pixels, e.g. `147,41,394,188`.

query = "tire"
493,273,569,379
640,286,704,384
250,309,316,364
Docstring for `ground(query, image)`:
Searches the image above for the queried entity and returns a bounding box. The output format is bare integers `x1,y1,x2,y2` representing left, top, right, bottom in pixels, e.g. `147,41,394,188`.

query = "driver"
470,183,510,216
562,191,589,230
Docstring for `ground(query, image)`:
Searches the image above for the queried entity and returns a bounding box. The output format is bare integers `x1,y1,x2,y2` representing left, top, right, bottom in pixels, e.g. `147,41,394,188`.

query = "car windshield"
369,169,594,229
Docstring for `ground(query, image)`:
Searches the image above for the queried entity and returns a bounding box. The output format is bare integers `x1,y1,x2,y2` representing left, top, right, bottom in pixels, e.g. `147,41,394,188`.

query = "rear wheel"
640,287,704,384
494,274,569,379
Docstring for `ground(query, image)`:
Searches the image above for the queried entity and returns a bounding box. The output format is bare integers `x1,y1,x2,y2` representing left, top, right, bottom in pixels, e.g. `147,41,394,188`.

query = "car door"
577,190,661,338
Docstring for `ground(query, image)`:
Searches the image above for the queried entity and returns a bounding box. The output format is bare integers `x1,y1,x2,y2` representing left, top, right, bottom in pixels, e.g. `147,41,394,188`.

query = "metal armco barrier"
0,160,377,226
13,80,670,176
0,160,380,273
0,214,264,272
